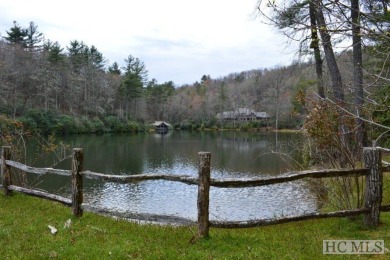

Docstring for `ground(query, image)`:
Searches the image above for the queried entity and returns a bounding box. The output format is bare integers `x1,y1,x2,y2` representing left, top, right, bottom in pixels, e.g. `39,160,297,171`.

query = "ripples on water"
83,161,318,221
28,132,319,222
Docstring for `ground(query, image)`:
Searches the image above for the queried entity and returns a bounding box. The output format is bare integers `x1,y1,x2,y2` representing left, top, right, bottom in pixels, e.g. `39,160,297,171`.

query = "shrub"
179,120,192,130
304,99,363,209
24,109,58,134
91,117,106,133
203,119,216,129
54,115,77,134
71,116,91,133
18,116,38,133
191,124,199,130
224,122,236,129
173,122,181,129
104,116,125,132
0,105,12,116
126,121,140,132
239,123,251,131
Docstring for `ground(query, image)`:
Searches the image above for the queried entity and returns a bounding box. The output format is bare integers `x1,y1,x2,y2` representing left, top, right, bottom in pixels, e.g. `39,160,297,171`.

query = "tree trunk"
13,87,17,119
351,0,367,147
314,0,345,103
275,96,279,130
134,99,138,119
309,1,325,98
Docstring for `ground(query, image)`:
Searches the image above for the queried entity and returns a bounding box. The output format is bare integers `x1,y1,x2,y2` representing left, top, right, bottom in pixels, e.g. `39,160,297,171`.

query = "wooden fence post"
197,152,211,238
363,147,382,227
72,148,84,217
1,146,12,196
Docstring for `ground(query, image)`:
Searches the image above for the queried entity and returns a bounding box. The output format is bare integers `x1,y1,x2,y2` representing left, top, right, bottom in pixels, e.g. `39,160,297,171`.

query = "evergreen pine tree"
121,55,148,118
4,21,27,46
108,62,121,75
43,40,65,64
89,45,106,70
25,21,44,51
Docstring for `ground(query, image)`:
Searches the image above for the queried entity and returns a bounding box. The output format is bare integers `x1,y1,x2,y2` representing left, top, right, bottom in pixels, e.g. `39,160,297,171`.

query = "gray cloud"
0,0,297,86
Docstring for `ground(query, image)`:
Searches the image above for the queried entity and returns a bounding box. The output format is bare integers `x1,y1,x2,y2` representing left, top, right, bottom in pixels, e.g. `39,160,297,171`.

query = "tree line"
0,21,177,133
0,12,389,138
0,20,297,133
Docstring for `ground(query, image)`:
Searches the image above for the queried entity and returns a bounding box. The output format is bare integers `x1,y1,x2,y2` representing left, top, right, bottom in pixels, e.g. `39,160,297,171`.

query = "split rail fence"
1,146,390,237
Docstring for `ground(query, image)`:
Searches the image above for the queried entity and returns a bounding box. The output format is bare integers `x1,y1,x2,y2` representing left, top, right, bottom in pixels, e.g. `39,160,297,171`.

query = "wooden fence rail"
1,146,389,238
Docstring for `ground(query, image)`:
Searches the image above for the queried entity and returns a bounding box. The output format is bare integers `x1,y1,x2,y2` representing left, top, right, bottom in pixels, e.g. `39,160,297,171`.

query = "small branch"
374,130,390,147
323,97,390,131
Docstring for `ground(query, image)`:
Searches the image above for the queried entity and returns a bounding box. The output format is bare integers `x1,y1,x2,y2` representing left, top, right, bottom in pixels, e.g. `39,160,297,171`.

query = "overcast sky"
0,0,296,85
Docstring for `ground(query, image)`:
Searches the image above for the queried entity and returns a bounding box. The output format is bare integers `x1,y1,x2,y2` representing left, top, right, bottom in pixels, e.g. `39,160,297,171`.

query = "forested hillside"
0,21,303,132
0,12,389,135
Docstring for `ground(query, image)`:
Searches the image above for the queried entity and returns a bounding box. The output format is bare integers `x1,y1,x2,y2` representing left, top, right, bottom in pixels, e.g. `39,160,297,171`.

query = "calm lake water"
26,131,318,222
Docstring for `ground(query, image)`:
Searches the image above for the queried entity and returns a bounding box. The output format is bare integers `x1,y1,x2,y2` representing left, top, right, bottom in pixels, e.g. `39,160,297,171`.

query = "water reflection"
25,131,318,221
83,180,316,221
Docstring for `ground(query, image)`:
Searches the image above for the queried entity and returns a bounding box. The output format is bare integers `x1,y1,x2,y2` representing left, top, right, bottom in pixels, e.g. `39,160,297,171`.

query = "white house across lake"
216,108,270,122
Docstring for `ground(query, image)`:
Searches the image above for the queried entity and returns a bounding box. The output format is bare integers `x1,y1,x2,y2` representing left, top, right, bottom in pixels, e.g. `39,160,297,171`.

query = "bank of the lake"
2,109,296,135
1,192,389,259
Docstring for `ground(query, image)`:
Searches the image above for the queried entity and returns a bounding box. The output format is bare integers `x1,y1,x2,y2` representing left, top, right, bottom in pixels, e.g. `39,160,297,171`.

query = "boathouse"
150,121,172,132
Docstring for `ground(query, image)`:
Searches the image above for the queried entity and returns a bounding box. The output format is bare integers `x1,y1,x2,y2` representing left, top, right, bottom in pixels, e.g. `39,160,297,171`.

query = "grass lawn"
1,192,390,259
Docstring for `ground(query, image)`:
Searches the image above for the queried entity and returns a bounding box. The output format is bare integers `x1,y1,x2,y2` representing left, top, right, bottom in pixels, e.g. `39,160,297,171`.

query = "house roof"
237,108,255,115
150,121,172,127
255,112,270,118
216,108,269,119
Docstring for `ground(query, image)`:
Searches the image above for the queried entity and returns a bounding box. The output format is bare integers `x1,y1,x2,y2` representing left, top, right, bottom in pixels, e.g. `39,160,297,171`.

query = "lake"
25,131,318,222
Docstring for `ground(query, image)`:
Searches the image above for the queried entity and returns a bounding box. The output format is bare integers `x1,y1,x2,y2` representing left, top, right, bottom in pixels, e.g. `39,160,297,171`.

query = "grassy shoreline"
1,192,390,259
